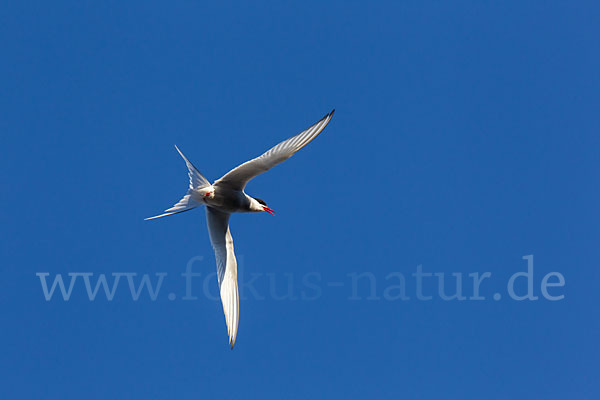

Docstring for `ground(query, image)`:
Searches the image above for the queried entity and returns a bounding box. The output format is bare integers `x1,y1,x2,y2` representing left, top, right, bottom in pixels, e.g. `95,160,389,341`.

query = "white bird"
146,110,335,348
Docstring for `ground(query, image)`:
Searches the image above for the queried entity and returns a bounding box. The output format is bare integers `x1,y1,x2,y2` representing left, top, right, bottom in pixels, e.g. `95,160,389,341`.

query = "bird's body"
199,185,252,213
146,110,334,348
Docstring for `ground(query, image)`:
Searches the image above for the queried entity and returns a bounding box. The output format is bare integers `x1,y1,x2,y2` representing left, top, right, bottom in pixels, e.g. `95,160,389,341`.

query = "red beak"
263,206,275,215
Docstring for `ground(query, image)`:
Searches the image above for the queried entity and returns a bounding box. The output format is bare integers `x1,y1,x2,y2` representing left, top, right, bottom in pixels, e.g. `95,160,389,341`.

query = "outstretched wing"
205,207,239,348
214,110,334,190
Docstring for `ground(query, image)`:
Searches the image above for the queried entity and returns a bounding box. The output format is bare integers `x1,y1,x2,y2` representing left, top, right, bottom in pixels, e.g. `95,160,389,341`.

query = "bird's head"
252,197,275,215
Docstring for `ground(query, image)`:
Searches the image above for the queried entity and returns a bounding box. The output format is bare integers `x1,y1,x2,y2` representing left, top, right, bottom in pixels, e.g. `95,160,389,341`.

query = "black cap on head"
254,197,267,206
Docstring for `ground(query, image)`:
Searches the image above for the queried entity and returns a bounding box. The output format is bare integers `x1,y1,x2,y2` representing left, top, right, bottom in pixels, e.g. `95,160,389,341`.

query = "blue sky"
1,1,599,399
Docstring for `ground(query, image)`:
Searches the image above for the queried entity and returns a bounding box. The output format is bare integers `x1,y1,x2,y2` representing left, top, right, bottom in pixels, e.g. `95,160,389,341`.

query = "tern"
146,110,335,348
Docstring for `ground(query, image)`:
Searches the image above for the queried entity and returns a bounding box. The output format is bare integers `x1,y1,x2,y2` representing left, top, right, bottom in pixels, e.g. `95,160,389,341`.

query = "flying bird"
146,110,335,348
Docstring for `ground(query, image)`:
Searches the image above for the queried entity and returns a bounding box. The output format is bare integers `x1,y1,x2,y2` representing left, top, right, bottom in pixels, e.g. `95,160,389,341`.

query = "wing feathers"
206,207,240,348
214,110,334,190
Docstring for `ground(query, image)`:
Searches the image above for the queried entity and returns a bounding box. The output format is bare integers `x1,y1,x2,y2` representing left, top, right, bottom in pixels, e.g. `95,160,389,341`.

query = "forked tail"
145,146,211,220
